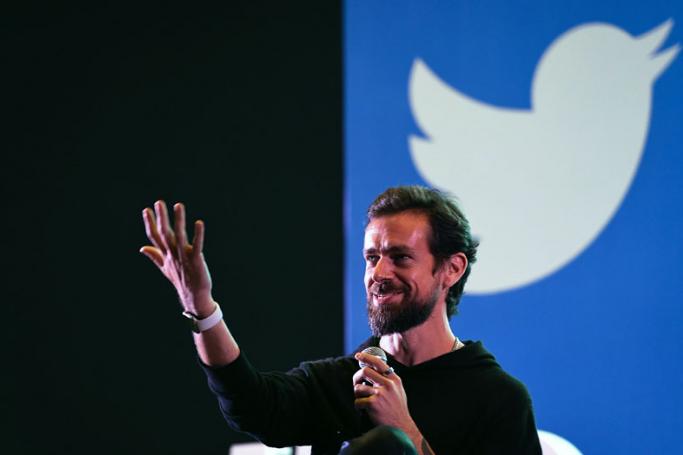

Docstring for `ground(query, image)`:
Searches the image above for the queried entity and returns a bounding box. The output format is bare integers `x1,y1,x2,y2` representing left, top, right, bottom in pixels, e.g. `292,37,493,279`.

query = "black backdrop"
5,3,342,453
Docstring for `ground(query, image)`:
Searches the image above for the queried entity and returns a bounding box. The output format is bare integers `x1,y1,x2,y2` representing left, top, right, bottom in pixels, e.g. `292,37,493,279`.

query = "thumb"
140,246,164,268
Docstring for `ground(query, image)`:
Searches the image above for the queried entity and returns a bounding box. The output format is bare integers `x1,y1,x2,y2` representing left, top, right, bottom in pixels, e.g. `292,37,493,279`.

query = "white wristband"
183,303,223,333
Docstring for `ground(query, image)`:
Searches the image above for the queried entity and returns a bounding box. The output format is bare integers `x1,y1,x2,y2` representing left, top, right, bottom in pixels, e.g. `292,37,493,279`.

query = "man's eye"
365,255,379,264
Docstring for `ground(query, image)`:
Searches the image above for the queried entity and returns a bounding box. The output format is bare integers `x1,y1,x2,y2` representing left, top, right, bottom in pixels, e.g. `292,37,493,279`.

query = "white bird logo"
409,20,680,294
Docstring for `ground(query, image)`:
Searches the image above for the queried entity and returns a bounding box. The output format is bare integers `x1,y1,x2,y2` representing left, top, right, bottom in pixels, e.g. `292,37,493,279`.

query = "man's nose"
372,256,393,282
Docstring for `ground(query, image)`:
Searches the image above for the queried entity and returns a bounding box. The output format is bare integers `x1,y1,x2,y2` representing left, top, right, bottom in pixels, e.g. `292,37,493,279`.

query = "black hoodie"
201,338,542,454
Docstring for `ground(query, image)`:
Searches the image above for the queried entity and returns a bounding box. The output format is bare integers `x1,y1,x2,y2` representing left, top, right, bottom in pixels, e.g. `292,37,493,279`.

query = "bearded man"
140,185,542,455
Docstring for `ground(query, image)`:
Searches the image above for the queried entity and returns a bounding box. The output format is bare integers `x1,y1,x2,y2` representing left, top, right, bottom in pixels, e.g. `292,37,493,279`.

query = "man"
140,185,542,454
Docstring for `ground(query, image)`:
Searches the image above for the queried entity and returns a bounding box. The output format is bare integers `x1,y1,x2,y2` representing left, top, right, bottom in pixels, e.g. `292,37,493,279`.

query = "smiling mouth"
372,291,402,305
373,291,401,296
369,282,407,303
371,290,403,304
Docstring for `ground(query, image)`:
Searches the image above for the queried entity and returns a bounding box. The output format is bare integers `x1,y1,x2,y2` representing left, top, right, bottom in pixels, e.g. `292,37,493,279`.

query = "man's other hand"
140,201,215,317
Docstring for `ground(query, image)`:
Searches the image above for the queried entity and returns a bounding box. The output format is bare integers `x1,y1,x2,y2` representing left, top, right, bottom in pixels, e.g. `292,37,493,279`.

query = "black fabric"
200,338,542,454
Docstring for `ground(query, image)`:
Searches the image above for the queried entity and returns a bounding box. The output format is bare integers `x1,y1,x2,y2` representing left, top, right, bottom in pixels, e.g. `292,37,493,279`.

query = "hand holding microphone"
353,347,422,445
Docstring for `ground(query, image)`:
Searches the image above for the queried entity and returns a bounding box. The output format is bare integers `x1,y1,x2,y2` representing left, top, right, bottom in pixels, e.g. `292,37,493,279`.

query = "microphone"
358,346,387,369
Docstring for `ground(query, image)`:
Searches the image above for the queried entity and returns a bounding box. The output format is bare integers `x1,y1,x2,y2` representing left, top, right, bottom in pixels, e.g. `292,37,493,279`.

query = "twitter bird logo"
409,20,680,294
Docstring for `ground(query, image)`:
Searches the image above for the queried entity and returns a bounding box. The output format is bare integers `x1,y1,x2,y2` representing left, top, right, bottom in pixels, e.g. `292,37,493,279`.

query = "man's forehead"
363,212,431,247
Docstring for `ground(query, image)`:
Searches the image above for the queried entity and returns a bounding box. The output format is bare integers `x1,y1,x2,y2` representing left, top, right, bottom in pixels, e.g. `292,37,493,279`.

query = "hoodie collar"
355,336,500,373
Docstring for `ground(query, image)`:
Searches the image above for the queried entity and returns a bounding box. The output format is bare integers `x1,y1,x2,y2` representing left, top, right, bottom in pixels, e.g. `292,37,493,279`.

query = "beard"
366,281,439,337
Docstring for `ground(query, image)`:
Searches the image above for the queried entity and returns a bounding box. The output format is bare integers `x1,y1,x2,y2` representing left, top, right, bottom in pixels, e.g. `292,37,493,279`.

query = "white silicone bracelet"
189,303,223,332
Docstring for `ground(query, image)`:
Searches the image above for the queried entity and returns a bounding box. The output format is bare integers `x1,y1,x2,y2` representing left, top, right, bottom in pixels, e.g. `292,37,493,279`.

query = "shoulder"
491,369,534,410
455,342,534,410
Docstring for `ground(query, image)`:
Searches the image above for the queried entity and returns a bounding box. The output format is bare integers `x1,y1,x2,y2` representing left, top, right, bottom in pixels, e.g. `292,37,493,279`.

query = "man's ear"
442,252,468,289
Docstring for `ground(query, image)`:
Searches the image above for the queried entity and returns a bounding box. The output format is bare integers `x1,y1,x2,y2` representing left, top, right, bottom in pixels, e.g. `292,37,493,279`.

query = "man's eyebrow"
363,245,414,255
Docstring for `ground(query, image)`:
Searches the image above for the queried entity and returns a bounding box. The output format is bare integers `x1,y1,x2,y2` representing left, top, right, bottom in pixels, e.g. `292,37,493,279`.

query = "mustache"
370,281,408,295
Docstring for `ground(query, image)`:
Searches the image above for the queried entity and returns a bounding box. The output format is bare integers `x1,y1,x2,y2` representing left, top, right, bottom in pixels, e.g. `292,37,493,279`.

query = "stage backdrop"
5,4,341,454
344,2,682,454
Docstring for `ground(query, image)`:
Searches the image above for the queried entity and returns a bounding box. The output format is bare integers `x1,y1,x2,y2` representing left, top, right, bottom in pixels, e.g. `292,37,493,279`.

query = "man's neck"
379,309,456,366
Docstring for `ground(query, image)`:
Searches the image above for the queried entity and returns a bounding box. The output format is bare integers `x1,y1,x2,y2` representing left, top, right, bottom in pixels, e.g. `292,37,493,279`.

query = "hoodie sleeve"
199,352,359,448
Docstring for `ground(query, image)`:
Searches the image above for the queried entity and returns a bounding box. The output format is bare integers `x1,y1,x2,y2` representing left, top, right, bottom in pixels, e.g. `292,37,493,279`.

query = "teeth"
376,291,399,297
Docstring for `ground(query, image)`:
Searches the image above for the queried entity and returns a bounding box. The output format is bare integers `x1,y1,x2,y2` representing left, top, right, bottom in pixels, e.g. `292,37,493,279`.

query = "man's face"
363,211,445,336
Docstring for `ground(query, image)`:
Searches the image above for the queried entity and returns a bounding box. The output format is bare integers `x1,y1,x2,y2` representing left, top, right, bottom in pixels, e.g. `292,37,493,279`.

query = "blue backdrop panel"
344,1,682,453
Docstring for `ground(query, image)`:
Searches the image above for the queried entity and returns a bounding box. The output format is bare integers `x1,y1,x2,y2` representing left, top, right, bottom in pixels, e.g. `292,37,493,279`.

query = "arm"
353,352,435,455
140,200,238,367
140,201,355,448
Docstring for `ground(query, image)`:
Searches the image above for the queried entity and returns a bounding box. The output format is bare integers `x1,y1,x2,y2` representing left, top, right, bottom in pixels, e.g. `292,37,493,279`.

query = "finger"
155,200,176,252
361,366,391,386
142,208,164,250
354,383,378,398
139,246,165,268
353,366,391,387
354,397,376,410
352,368,366,385
192,220,205,259
352,366,380,386
174,203,188,258
355,352,394,375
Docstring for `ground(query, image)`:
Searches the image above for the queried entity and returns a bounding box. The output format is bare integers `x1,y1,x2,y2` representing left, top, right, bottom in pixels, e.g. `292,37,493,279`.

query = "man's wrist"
183,302,223,333
186,294,216,318
194,303,217,319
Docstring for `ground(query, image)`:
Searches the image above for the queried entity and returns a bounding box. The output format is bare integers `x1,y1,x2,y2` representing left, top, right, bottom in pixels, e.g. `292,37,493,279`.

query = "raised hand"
140,201,215,317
